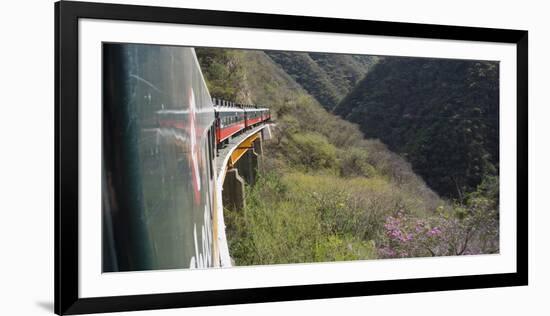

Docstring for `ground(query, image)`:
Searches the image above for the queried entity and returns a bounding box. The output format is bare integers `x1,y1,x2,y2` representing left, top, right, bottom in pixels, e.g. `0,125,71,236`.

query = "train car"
214,100,246,144
103,44,217,272
102,42,271,272
258,107,271,122
244,107,264,128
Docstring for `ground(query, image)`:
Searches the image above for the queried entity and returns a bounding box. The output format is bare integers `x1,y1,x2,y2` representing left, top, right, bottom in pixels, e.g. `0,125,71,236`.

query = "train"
213,98,271,147
102,44,271,272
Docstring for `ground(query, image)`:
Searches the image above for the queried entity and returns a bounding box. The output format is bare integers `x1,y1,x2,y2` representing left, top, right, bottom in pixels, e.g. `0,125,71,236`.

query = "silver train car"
102,44,217,272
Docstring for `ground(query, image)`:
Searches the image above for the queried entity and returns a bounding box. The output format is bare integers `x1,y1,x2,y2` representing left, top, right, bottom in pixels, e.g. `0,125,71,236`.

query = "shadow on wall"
35,301,54,312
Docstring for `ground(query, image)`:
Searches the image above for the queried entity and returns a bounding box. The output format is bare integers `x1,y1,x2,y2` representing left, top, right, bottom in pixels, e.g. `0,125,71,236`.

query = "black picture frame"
55,1,528,314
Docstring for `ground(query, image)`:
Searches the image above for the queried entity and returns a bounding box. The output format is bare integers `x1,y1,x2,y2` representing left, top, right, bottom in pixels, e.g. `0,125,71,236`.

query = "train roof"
214,106,244,113
211,98,269,112
243,107,268,112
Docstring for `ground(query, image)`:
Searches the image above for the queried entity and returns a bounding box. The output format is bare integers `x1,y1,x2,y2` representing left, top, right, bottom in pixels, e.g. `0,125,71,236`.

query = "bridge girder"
228,132,261,168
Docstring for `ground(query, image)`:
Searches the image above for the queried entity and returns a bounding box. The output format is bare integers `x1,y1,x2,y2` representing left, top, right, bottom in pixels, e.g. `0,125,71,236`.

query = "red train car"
213,98,271,146
214,105,245,143
244,108,264,128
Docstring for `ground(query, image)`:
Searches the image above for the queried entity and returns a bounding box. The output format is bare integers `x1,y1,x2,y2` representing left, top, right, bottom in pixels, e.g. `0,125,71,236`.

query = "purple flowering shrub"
378,176,499,259
378,211,443,258
379,201,498,258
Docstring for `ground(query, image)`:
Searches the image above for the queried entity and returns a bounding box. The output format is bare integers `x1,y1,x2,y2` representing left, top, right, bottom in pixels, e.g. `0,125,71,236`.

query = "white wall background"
0,0,547,315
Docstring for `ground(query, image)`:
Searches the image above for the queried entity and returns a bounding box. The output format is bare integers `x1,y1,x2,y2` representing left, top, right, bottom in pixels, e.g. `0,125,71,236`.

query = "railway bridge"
212,124,272,267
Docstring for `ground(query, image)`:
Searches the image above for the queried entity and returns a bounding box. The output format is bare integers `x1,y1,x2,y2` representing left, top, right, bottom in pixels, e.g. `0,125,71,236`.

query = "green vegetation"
336,57,499,200
195,48,250,102
225,172,379,265
196,47,499,265
266,51,378,111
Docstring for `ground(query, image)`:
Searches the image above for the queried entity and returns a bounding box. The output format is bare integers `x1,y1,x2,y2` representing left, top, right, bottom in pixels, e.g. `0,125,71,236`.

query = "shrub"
289,132,337,170
378,200,498,259
339,147,377,178
225,172,380,265
314,236,376,262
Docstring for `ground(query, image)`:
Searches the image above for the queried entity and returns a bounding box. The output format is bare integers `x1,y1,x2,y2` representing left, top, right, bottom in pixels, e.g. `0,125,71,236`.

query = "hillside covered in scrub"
263,51,379,111
196,48,499,265
335,57,499,200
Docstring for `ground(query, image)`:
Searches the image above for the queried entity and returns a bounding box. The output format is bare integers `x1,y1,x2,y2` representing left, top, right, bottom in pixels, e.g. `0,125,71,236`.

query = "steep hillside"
336,57,499,199
194,48,252,103
196,48,499,264
198,48,436,202
265,51,378,111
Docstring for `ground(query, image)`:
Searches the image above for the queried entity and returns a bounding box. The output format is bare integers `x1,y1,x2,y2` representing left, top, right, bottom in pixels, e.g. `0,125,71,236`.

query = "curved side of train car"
214,106,245,143
102,44,217,272
259,107,271,122
244,108,264,128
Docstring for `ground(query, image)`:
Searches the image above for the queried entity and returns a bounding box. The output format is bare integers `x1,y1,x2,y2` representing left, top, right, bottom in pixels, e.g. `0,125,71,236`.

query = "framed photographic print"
55,0,528,314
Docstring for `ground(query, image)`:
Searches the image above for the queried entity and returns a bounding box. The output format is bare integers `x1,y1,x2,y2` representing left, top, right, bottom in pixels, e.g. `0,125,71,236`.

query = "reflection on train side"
102,44,215,272
102,44,271,272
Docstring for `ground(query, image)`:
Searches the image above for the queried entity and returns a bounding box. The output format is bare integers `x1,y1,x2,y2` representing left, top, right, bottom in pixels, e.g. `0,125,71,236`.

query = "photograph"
102,43,500,272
